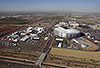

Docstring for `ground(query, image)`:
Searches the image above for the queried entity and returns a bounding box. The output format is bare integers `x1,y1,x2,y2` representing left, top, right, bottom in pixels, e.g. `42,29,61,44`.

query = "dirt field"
77,19,97,24
42,65,59,68
0,25,19,34
44,47,100,68
0,66,7,68
50,47,100,60
0,49,40,61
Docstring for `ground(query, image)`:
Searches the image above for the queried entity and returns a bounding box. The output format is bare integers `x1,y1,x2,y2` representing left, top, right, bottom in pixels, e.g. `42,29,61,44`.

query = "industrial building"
54,26,82,39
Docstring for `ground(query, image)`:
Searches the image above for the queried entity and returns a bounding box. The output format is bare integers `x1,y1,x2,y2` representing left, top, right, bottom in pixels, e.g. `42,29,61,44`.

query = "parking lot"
0,26,50,52
0,37,48,53
77,24,100,46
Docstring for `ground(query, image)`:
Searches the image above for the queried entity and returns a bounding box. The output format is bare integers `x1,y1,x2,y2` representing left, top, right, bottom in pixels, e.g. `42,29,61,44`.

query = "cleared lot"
50,47,100,60
0,26,19,34
45,47,100,68
0,49,40,61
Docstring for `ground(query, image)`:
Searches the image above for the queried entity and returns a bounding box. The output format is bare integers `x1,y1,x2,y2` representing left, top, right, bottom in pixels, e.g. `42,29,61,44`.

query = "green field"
71,17,89,20
46,17,63,21
0,18,29,25
16,22,28,25
0,18,26,21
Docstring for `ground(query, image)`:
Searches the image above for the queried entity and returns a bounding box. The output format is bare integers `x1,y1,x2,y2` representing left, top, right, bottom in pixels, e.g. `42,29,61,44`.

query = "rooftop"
54,27,80,34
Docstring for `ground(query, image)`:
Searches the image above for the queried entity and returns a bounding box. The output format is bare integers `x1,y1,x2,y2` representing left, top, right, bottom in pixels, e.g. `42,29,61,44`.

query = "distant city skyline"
0,0,100,12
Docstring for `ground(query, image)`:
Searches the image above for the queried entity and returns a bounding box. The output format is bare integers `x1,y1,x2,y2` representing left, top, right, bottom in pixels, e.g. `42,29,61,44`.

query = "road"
34,22,55,67
35,53,46,66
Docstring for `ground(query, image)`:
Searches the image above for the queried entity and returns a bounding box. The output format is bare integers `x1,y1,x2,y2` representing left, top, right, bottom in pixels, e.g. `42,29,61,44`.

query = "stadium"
54,26,82,39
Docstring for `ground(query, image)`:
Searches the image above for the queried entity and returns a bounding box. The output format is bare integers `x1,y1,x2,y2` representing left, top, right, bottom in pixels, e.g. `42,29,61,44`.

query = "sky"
0,0,100,12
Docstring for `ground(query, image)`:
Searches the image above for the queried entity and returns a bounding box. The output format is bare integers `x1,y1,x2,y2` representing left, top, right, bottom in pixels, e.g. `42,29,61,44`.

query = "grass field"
0,18,29,25
16,22,28,25
0,18,26,21
46,17,63,21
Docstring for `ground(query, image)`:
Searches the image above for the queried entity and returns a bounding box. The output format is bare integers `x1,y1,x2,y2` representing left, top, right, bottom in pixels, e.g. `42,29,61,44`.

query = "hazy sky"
0,0,100,12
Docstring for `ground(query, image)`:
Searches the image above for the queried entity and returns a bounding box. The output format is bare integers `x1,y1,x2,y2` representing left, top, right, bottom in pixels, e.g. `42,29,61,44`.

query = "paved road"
35,53,46,66
34,23,55,67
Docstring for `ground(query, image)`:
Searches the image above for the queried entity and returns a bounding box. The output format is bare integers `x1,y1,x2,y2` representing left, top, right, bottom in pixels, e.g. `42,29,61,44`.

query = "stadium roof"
54,27,80,34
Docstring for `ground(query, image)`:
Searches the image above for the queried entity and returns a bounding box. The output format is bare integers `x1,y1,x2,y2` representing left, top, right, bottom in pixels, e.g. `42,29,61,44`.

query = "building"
20,36,29,42
69,21,79,28
59,22,67,25
54,26,81,39
34,27,44,33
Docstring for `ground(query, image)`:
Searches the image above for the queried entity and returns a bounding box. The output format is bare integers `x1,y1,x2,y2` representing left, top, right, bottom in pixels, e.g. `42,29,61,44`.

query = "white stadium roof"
54,27,80,34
